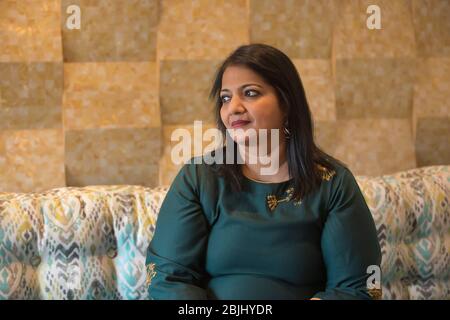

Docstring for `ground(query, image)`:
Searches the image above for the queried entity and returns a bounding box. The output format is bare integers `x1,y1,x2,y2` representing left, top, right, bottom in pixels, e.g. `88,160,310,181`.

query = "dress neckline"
242,174,293,185
240,173,294,194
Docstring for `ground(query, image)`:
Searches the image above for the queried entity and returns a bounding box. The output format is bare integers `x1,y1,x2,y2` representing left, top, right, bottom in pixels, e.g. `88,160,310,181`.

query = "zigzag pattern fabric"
0,166,449,299
0,185,166,299
358,166,449,299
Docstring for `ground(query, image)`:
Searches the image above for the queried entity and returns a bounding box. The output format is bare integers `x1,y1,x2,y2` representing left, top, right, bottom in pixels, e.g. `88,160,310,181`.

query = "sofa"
0,165,449,300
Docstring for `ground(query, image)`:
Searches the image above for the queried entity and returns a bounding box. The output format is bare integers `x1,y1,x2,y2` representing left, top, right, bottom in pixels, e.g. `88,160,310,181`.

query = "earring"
284,121,291,140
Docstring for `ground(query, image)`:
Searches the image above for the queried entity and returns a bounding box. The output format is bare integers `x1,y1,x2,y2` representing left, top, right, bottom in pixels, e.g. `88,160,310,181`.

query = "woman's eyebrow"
220,83,263,93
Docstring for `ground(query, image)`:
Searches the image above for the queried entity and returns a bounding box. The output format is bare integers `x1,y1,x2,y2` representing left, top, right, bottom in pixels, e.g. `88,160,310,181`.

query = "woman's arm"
146,163,210,299
312,167,382,300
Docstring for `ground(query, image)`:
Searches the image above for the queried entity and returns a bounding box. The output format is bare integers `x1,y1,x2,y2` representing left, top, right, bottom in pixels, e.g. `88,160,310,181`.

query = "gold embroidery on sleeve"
146,263,157,287
316,164,336,181
367,288,382,300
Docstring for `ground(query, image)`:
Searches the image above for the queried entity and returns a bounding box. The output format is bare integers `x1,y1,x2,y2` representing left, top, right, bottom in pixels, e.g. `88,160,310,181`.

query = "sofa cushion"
357,165,449,299
0,185,167,299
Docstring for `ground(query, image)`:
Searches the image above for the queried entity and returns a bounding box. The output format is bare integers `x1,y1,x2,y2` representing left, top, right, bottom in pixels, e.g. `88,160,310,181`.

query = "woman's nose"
228,95,245,114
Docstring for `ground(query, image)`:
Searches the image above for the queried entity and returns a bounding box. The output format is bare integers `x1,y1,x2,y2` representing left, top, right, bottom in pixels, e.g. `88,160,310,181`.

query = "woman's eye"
245,90,259,97
220,90,259,104
220,95,231,103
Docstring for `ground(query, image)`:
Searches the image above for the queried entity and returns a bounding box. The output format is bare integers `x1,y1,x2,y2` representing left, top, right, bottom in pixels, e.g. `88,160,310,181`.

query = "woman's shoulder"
168,155,221,205
315,157,357,189
174,154,219,187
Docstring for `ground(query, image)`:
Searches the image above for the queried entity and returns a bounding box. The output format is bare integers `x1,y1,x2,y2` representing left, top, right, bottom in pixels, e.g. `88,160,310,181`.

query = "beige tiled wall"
0,0,449,193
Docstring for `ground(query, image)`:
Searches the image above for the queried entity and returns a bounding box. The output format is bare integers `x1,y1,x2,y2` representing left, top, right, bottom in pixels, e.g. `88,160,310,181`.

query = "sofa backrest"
0,185,167,299
0,166,449,299
357,165,449,299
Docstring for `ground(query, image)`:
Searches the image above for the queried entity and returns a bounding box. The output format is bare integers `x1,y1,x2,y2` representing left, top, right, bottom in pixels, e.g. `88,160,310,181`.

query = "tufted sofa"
0,165,449,300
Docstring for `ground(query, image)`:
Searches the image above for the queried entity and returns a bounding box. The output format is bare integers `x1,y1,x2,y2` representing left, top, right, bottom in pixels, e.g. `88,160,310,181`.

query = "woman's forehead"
222,66,267,89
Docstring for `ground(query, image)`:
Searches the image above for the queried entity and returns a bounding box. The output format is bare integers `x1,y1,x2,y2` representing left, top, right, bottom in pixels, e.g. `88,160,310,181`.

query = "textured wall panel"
413,58,450,138
415,118,450,167
315,119,416,176
158,0,249,60
293,59,336,121
65,128,161,187
0,0,62,62
61,0,158,62
0,129,65,192
250,0,336,59
334,0,416,58
414,58,450,117
160,124,218,185
336,58,416,119
63,62,160,130
412,0,450,57
160,60,220,125
0,62,63,130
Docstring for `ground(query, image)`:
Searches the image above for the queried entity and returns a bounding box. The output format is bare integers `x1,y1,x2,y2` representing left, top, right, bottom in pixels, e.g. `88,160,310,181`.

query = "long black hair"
208,43,347,201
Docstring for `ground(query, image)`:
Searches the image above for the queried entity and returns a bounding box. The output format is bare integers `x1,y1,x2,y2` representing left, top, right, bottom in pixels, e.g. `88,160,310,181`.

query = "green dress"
146,157,381,300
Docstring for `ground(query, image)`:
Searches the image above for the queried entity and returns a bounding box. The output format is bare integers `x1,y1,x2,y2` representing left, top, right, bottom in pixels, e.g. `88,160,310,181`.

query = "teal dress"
146,157,381,300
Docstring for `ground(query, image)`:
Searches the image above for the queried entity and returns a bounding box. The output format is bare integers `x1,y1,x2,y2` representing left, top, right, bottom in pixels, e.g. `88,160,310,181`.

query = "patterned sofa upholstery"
0,166,449,300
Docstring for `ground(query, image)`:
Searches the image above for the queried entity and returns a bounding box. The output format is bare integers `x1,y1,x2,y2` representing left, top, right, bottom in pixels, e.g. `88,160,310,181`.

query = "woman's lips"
231,120,251,128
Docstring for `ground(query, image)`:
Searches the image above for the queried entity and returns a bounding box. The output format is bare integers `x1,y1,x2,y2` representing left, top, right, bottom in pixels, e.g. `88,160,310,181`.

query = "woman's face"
219,65,286,146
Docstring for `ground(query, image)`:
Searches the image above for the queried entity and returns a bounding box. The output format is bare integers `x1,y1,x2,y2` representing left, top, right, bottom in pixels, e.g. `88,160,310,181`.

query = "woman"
146,44,381,300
